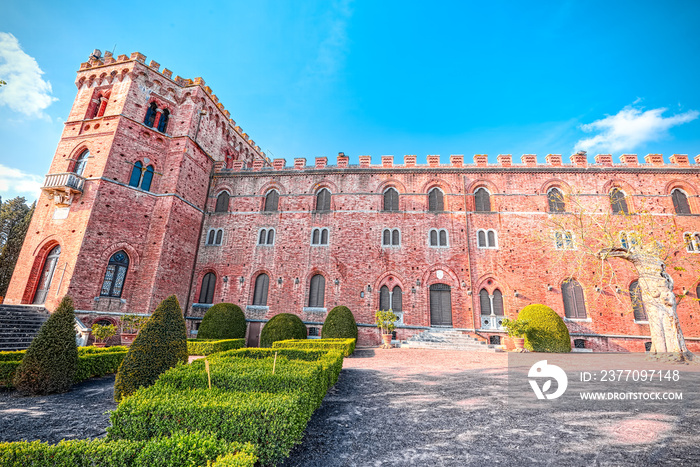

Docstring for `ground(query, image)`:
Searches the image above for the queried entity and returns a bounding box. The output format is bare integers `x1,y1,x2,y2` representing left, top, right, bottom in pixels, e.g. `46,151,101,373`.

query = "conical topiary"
321,305,358,340
114,295,188,401
197,303,246,339
13,295,79,394
259,313,307,347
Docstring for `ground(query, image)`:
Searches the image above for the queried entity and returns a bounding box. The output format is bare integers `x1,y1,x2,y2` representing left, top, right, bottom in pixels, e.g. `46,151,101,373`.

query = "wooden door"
429,283,452,326
246,322,262,347
33,245,61,305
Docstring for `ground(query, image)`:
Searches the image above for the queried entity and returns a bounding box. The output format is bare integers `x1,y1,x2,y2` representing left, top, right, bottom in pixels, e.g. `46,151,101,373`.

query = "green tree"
0,80,6,87
0,199,34,296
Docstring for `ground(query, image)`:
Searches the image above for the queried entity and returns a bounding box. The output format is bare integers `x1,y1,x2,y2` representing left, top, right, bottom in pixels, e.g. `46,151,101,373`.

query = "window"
383,188,399,211
264,190,279,212
157,109,169,133
198,272,216,304
144,102,157,127
630,280,648,321
619,231,639,250
253,274,269,306
379,285,403,312
316,188,331,212
610,188,628,215
128,161,154,192
574,339,586,349
308,274,325,307
562,279,587,319
215,191,230,213
257,228,275,245
428,188,444,212
73,150,89,176
308,327,320,337
672,189,691,214
644,341,652,352
474,188,491,212
547,188,565,213
311,228,329,246
477,229,498,248
489,335,501,345
429,229,448,247
554,231,574,250
684,233,700,253
100,250,129,298
382,229,400,246
206,229,224,246
479,289,504,315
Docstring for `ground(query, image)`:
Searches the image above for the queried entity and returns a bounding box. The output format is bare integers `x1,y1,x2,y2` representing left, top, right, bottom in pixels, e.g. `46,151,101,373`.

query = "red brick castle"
6,50,700,351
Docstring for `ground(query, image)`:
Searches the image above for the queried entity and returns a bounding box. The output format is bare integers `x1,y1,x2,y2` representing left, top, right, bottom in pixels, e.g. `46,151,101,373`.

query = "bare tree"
546,189,694,362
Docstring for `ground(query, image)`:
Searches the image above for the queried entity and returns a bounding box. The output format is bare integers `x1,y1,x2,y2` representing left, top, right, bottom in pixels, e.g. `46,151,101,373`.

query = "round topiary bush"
114,295,188,401
197,303,246,339
260,313,307,347
322,306,358,340
518,304,572,353
13,295,79,395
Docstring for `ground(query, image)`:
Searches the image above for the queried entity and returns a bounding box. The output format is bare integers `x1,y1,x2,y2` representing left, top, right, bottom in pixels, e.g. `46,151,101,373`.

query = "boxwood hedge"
321,306,358,340
518,303,572,353
187,338,245,356
272,338,356,356
259,313,307,347
197,303,247,340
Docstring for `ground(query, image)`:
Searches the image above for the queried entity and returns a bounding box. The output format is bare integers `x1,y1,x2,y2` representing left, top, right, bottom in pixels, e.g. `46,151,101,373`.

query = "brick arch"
214,185,234,197
539,178,573,195
602,178,636,196
421,265,460,289
376,179,407,194
308,179,339,194
23,239,62,304
98,242,140,269
372,271,407,292
421,178,456,195
665,179,698,196
258,181,287,196
248,268,273,305
466,178,500,194
90,316,118,327
473,274,503,295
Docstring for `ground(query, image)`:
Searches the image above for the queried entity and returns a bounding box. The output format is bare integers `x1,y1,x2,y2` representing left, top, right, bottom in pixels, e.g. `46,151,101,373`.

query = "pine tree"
0,201,34,296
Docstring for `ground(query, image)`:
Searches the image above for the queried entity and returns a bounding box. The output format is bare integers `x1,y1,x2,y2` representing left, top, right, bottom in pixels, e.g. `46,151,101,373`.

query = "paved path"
283,348,700,466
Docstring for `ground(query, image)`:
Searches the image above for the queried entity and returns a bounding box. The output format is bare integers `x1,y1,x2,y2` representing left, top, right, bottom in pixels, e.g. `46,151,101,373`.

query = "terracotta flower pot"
120,333,138,346
513,337,525,350
93,342,107,348
381,333,393,348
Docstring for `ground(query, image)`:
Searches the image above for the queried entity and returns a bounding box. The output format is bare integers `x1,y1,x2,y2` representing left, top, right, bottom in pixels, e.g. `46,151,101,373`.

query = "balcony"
41,172,85,207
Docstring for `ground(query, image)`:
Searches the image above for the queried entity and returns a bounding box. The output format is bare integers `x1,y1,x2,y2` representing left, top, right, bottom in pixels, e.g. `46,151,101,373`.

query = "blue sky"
1,0,699,201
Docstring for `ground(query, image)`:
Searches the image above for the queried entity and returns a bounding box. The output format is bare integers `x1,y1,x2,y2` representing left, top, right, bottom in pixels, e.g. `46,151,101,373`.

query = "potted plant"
375,310,398,349
120,314,147,346
91,323,116,347
502,318,530,351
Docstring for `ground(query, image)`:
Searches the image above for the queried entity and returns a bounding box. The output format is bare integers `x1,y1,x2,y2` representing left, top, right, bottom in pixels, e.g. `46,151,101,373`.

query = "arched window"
198,272,216,304
685,233,700,253
100,250,129,298
215,229,223,245
630,280,647,321
73,150,89,176
207,230,216,245
477,230,486,248
382,229,400,246
253,274,269,306
392,229,400,246
429,229,448,247
430,230,438,246
258,229,266,245
487,230,496,248
479,289,503,315
157,109,170,133
672,189,691,214
215,192,230,213
129,161,143,187
141,165,154,192
379,285,403,311
474,188,491,212
379,285,390,311
33,245,61,305
321,228,329,244
383,188,399,211
267,229,274,245
547,188,565,213
308,274,326,307
316,188,331,212
492,289,504,315
312,229,320,245
392,286,402,312
144,102,157,127
383,229,391,246
257,229,274,245
311,228,329,246
562,279,587,319
439,229,447,246
610,188,628,215
264,190,279,212
428,188,444,212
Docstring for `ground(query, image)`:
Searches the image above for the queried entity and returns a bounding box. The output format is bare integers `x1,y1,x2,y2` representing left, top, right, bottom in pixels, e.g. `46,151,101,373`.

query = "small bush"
13,296,79,394
260,313,307,348
321,306,358,340
75,351,127,382
114,295,188,401
273,338,356,356
518,304,572,353
187,338,245,356
0,361,20,387
0,350,26,362
198,303,246,340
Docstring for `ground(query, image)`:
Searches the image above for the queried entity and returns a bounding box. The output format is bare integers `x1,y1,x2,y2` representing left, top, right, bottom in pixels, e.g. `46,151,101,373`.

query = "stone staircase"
400,328,502,352
0,304,50,351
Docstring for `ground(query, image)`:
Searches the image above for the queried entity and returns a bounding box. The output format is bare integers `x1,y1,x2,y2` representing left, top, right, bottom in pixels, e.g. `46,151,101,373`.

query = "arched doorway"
429,283,452,326
33,245,61,305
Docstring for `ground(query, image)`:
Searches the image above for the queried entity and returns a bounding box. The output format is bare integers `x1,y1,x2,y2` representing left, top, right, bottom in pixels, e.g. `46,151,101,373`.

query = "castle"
6,50,700,350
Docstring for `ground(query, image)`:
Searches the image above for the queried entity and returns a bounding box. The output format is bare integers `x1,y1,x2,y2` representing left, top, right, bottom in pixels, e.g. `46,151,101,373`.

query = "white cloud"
0,163,43,198
302,0,353,81
0,32,57,118
575,104,698,154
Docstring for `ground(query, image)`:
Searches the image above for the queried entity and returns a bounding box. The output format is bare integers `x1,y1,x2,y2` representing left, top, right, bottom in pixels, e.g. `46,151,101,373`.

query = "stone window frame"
683,232,700,253
311,227,330,246
257,228,275,246
428,228,449,248
206,228,224,246
476,229,498,249
381,228,401,247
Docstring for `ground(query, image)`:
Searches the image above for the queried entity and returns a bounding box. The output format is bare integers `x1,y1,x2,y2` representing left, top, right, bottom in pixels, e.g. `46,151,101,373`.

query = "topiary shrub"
517,304,572,353
13,295,79,394
197,303,246,339
259,313,307,348
114,295,188,401
321,306,358,340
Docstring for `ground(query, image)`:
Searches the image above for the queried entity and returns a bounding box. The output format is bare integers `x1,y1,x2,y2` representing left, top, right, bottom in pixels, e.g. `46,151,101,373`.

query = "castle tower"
5,50,266,319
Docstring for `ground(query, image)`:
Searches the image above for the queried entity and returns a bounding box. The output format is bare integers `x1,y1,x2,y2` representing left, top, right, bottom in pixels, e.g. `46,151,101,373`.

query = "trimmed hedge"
321,306,358,340
78,345,128,355
13,296,79,394
197,303,246,340
260,313,307,347
187,338,245,356
273,338,356,357
114,295,188,401
0,361,20,387
0,432,257,467
0,350,26,362
518,304,572,353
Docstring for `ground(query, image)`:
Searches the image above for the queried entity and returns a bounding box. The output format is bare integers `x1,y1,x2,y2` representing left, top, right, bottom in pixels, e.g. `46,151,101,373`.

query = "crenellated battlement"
221,152,700,172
